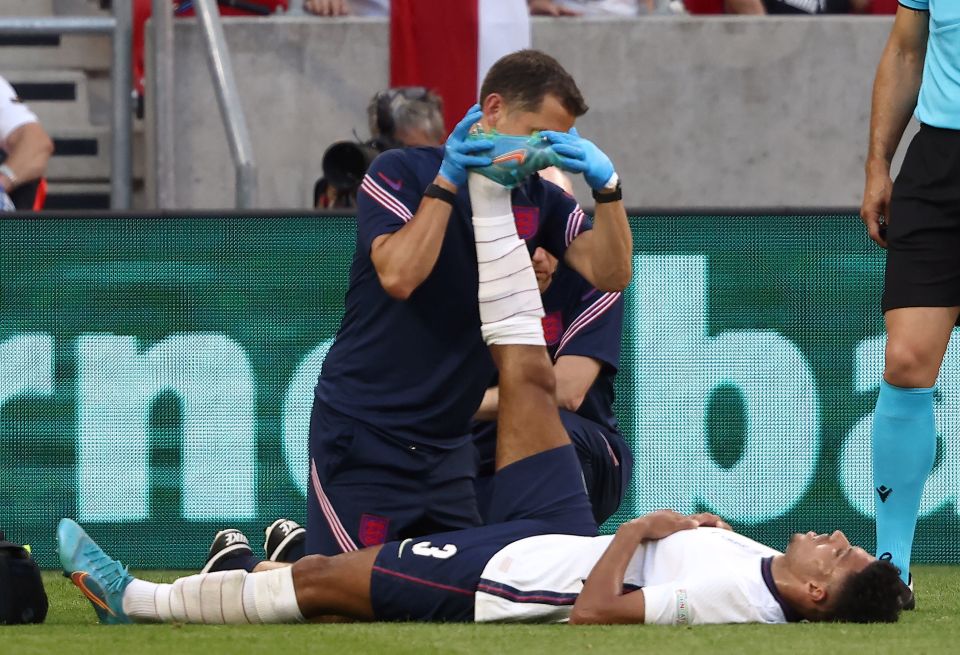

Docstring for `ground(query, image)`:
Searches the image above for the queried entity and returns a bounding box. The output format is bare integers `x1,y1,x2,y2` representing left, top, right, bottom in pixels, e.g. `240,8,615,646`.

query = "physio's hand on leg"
541,128,616,191
438,105,493,188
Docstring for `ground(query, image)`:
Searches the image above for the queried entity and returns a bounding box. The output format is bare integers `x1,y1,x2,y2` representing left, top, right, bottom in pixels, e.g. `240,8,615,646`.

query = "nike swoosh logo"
71,571,115,615
397,538,413,558
492,150,526,166
377,172,403,192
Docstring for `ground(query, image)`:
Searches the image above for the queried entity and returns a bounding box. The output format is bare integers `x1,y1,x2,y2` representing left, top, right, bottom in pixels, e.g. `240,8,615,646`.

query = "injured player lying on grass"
61,146,903,629
59,511,904,626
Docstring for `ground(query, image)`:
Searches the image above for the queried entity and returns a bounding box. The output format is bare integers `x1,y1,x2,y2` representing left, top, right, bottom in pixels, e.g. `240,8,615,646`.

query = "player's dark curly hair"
828,560,903,623
479,49,589,117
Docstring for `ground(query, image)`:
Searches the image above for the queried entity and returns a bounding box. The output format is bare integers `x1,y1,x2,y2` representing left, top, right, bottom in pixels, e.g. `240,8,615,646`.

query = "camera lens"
321,142,380,191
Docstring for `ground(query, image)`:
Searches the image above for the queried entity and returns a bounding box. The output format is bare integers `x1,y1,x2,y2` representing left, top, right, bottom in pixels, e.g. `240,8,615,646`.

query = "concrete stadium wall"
151,16,915,210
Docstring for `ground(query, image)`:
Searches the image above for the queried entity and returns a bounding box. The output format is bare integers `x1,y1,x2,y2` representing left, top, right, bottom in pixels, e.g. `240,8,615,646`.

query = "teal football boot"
467,125,563,188
57,518,133,624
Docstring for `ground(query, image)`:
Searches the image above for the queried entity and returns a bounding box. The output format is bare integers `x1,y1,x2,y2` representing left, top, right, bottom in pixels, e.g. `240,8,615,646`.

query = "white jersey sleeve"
0,76,39,149
642,573,785,625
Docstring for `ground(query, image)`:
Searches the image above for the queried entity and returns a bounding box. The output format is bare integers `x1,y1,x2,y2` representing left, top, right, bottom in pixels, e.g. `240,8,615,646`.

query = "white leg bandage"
468,173,544,346
122,567,304,624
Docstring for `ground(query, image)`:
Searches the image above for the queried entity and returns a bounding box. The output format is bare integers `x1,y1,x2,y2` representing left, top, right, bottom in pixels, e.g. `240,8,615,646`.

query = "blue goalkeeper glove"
0,185,14,212
438,104,494,188
541,128,616,190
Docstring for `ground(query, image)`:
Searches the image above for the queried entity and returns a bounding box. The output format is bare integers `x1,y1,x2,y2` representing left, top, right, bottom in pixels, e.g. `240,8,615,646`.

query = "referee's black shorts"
885,124,960,324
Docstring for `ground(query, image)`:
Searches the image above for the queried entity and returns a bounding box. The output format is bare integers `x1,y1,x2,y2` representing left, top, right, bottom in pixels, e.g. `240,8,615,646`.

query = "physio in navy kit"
308,50,632,556
473,248,632,525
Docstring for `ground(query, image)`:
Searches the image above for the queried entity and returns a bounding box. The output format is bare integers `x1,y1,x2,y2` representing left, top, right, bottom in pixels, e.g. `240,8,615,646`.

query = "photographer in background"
0,75,54,212
315,87,446,209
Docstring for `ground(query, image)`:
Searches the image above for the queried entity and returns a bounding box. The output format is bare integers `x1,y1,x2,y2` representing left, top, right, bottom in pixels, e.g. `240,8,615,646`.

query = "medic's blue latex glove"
0,185,14,212
541,128,616,190
438,104,494,188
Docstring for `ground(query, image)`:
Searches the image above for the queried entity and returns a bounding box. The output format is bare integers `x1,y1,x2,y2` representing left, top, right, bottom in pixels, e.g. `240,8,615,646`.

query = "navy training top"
315,146,591,448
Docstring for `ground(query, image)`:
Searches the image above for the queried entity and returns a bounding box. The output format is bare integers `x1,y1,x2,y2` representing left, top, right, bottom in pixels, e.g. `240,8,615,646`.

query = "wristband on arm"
592,174,622,204
424,183,458,206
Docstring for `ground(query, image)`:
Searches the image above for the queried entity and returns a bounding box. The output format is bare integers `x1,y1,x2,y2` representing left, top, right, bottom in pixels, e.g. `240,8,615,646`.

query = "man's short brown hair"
479,50,588,118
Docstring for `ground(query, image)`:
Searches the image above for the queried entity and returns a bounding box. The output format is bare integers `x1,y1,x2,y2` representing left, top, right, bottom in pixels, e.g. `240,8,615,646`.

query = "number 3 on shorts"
411,541,458,559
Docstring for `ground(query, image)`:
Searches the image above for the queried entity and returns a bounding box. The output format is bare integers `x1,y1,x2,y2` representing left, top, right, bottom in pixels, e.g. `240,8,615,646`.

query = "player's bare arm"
370,106,493,299
553,355,602,412
369,189,457,299
570,511,729,625
861,6,928,249
473,354,601,421
0,122,53,192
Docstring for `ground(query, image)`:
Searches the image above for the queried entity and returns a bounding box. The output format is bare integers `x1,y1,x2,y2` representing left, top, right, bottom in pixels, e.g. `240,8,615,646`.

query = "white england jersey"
0,75,38,151
474,528,795,625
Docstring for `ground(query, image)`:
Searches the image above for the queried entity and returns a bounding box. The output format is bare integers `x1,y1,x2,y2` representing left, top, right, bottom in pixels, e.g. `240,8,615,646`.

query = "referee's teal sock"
872,380,937,583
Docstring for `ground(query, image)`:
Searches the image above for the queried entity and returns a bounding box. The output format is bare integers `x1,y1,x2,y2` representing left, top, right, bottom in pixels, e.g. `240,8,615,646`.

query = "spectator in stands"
531,0,765,14
0,75,54,212
761,0,869,12
678,0,766,12
865,0,897,13
529,0,652,14
305,0,387,15
306,0,693,17
133,0,290,100
687,0,889,12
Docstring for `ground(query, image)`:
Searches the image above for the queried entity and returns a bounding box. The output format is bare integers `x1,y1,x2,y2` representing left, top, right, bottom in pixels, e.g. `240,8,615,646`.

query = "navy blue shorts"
475,409,633,525
307,401,481,556
558,410,633,525
370,444,596,622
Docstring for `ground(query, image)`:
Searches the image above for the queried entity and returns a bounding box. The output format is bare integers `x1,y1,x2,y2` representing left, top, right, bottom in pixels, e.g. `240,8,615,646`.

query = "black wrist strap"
424,183,458,206
592,180,622,204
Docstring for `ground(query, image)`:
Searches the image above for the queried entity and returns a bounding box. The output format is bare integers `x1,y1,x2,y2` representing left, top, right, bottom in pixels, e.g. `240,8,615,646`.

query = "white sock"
468,173,544,346
122,568,304,624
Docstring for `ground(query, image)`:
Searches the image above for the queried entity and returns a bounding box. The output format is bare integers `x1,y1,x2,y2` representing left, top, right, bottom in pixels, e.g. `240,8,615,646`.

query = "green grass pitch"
2,567,960,655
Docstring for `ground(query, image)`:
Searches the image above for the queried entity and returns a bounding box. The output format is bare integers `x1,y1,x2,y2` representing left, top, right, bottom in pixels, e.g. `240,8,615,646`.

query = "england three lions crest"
512,206,540,240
